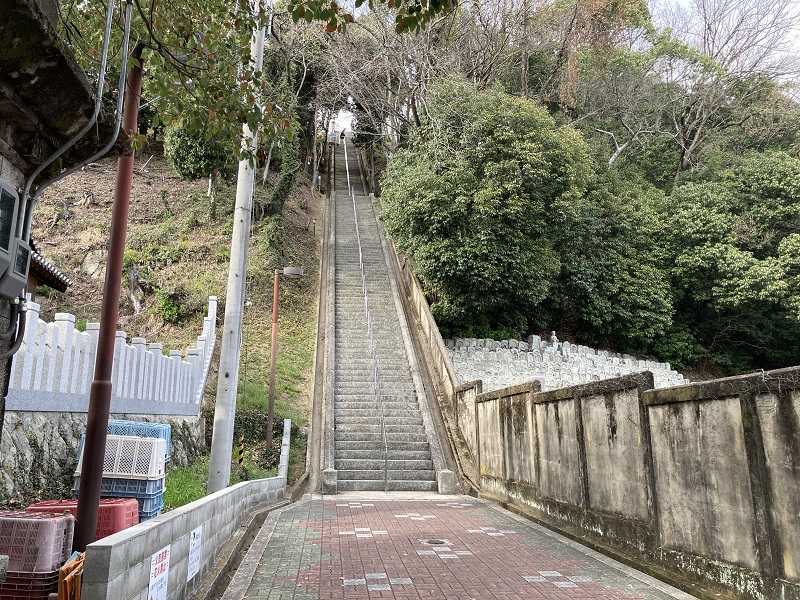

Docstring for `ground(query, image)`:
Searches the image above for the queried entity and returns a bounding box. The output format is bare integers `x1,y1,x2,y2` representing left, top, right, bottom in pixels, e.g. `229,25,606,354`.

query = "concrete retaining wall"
472,369,800,600
383,199,800,599
82,420,292,600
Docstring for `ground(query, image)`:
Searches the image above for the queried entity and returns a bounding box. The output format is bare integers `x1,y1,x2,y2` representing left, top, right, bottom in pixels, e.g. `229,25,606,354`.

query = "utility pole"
208,1,266,493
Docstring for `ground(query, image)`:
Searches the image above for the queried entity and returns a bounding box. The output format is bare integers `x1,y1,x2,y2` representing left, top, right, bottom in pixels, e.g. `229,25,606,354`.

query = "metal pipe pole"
74,42,144,553
267,269,280,445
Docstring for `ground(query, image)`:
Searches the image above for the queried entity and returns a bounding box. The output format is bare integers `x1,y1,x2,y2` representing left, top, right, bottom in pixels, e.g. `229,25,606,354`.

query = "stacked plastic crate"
0,511,74,599
75,420,172,465
106,420,172,464
74,435,167,522
25,498,139,541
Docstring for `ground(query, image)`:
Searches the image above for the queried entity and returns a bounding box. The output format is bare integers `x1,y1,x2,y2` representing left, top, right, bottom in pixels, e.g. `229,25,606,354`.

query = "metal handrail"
342,140,388,490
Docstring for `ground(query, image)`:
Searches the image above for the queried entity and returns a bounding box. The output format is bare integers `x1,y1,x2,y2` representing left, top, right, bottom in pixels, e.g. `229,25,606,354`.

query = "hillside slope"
31,142,322,421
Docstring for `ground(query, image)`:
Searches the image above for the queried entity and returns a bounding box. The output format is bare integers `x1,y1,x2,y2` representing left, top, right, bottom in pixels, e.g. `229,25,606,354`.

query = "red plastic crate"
25,499,139,541
0,512,73,572
0,570,58,600
96,499,139,538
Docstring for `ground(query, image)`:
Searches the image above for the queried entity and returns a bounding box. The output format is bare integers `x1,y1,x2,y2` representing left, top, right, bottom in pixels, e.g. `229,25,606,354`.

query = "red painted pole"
73,43,144,552
267,269,280,446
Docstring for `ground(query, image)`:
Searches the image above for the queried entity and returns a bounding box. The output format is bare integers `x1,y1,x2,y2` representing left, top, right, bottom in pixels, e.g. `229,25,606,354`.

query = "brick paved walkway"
225,493,696,600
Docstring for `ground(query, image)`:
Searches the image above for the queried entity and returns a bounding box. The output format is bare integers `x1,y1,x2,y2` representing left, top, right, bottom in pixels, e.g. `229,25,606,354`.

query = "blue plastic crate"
107,420,172,462
139,506,162,522
137,493,163,515
73,476,164,497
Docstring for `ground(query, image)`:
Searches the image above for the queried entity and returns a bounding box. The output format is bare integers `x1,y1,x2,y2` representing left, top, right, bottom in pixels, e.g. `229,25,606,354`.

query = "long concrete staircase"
331,140,438,492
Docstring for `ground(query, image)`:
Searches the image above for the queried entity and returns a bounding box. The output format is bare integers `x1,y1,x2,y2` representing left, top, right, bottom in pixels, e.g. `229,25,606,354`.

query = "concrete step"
334,431,428,442
333,396,419,416
335,458,433,471
335,448,432,461
334,399,419,409
335,367,410,376
336,381,414,391
335,409,423,420
337,469,436,482
334,440,431,452
334,415,423,425
335,423,424,435
334,377,412,387
337,479,439,492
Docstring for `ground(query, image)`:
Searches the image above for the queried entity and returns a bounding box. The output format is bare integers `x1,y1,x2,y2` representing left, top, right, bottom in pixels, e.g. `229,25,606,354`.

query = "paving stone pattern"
232,495,695,599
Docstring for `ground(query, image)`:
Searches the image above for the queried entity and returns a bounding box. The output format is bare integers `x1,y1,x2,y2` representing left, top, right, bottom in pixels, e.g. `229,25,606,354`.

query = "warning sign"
187,526,202,581
148,545,170,600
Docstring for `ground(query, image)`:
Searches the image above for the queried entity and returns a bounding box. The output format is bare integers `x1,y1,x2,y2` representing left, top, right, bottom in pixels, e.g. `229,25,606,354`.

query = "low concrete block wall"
473,368,800,600
82,421,292,600
82,476,286,600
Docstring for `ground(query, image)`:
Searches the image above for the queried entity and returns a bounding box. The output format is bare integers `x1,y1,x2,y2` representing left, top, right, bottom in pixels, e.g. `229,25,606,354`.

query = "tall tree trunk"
261,139,275,186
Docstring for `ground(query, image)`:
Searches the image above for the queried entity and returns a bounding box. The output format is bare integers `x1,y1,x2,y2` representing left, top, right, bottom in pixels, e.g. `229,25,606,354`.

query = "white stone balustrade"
445,333,688,393
4,297,218,415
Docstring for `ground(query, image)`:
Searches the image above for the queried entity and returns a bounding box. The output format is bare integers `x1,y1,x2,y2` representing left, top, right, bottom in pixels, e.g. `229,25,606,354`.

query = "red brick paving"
228,495,696,600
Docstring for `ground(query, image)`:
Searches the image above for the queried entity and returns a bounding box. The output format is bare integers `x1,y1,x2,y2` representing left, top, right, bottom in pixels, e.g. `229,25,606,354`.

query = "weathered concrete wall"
0,412,204,504
454,380,481,459
471,368,800,600
389,243,481,493
649,397,757,568
583,386,650,522
757,390,800,581
395,256,460,399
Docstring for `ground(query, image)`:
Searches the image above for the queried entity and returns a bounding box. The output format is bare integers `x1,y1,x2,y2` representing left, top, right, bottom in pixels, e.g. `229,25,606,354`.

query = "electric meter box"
0,178,30,300
0,238,30,299
0,179,21,281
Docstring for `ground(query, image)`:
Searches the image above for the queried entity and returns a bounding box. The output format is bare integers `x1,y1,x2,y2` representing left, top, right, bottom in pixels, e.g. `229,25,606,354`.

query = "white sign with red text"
149,545,170,600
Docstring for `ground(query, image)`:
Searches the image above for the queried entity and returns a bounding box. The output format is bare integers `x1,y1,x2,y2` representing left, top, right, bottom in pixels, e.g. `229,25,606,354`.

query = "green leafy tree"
163,123,229,181
381,82,590,337
659,150,800,370
545,172,674,351
60,0,295,164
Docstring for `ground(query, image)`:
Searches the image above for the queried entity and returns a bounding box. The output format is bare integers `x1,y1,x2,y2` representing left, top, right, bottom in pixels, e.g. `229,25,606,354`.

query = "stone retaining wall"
0,412,204,504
